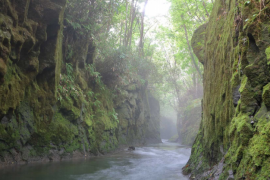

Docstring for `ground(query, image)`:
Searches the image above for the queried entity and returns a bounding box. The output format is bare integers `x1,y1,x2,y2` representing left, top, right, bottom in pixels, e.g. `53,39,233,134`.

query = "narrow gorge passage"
0,0,204,178
0,140,190,180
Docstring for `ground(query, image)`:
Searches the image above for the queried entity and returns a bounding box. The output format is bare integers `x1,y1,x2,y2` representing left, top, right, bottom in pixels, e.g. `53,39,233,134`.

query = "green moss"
231,71,240,88
85,115,93,126
191,24,207,64
0,0,156,162
0,60,29,114
26,111,80,156
54,4,65,98
262,83,270,109
265,46,270,62
230,113,253,141
182,130,210,176
65,140,81,153
239,75,248,93
185,0,270,178
100,132,118,153
254,103,268,120
249,132,270,166
60,99,81,120
226,108,270,179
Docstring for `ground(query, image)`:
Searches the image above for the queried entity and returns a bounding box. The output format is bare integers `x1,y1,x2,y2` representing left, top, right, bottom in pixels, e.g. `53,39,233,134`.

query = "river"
0,140,191,180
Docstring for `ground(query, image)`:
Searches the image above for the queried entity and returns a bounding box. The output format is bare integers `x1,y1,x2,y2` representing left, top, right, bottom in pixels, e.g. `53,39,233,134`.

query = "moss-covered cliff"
0,0,161,166
184,0,270,179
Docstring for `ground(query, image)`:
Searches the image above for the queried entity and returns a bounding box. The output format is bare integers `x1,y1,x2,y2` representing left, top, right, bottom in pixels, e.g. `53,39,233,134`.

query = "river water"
0,140,191,180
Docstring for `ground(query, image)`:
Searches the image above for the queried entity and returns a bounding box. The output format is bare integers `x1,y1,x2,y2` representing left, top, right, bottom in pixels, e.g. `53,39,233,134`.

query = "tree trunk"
202,1,210,17
138,0,148,56
124,0,128,46
120,21,123,46
127,0,138,47
182,16,203,79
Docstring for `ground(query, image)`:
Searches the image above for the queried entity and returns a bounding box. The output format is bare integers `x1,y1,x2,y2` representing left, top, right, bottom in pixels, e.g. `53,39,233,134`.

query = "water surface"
0,140,190,180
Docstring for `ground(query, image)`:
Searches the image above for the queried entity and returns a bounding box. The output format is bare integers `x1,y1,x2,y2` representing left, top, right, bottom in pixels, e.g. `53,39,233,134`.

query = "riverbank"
0,144,139,169
0,141,191,180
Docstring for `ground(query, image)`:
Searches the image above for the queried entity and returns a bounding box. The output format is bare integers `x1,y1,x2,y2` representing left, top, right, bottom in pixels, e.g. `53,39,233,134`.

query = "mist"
160,105,178,140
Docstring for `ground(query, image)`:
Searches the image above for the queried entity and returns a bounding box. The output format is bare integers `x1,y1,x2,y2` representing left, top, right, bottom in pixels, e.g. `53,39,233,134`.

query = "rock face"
115,85,161,146
0,0,161,166
184,0,270,179
145,92,162,144
177,99,201,146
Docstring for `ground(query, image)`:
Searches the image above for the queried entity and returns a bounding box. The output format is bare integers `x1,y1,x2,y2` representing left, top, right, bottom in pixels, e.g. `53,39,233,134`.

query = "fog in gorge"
160,108,178,140
159,84,203,145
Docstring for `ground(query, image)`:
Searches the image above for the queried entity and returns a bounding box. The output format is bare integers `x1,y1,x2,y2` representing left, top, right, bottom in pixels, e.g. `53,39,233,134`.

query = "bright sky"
145,0,171,18
136,0,171,46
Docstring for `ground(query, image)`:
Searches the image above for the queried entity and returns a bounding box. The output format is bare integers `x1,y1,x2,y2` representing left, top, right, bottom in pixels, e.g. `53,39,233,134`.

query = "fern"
109,108,119,123
66,45,73,60
93,100,101,107
87,91,94,98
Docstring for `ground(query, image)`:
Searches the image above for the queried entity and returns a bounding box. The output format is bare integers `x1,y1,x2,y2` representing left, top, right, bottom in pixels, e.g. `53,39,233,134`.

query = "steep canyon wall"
184,0,270,179
0,0,161,166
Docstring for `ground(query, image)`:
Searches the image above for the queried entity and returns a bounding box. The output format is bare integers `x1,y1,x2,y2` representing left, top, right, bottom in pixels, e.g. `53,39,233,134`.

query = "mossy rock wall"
184,0,270,179
0,0,161,166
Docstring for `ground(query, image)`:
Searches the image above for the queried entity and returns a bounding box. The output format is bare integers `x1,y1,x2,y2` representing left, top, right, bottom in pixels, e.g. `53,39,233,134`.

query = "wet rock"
232,85,241,107
1,115,9,125
128,146,135,151
227,169,234,180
